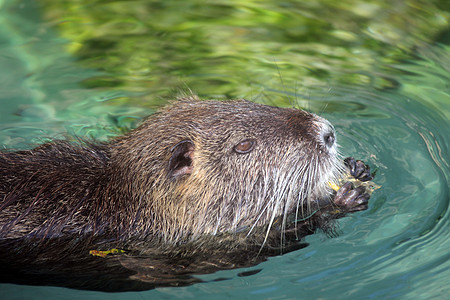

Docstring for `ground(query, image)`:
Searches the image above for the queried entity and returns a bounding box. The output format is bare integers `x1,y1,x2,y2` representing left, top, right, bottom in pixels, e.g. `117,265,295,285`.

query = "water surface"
0,0,448,299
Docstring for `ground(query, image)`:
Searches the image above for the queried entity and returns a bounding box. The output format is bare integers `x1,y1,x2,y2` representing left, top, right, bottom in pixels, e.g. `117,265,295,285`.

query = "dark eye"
233,139,255,154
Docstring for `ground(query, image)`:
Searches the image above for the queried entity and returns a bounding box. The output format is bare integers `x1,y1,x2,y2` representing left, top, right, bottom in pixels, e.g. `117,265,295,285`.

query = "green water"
0,0,448,299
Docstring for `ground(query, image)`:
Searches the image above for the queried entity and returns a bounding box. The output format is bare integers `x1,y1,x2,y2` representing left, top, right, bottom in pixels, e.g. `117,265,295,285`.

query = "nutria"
0,96,374,291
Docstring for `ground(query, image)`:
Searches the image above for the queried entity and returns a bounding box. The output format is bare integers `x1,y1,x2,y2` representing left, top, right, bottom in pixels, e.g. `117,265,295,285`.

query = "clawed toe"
344,157,373,182
334,182,370,212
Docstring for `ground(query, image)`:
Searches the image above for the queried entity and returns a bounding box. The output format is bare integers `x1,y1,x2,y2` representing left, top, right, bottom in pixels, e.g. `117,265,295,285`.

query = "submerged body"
0,97,373,291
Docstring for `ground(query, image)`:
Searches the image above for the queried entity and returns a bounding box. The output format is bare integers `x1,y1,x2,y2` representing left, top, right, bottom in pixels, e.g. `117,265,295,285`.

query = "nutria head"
111,96,343,243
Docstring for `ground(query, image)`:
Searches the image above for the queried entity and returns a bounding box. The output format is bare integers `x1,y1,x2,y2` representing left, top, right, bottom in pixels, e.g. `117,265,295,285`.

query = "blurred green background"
39,0,449,104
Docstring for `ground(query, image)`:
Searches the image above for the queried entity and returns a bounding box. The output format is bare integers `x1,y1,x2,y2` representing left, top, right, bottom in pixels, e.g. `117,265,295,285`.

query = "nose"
318,119,336,150
322,128,335,148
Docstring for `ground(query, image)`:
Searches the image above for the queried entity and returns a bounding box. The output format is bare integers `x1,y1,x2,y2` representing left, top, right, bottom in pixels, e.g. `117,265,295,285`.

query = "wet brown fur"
0,96,345,291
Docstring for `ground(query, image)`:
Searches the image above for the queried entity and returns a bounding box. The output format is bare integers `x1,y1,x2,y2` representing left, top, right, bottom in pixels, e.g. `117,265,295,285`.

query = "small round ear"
168,140,194,178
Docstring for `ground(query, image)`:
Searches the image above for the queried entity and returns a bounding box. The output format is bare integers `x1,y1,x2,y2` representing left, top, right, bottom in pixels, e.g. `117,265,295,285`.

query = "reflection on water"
0,0,448,299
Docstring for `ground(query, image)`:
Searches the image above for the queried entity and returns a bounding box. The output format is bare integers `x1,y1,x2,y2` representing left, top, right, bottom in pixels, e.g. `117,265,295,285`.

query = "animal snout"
322,128,335,149
316,119,337,151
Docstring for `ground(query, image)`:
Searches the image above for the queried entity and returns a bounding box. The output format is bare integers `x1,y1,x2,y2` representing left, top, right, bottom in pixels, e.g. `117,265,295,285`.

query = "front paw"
334,182,370,212
344,157,373,182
